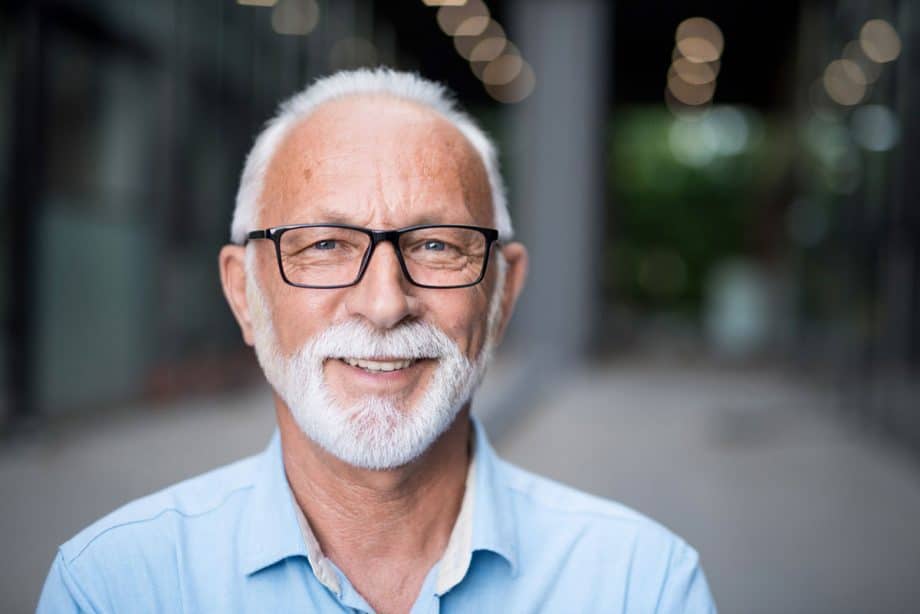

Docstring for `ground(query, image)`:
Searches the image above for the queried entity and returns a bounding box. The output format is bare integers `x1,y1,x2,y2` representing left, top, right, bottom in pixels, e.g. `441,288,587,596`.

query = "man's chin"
344,398,405,429
288,380,462,471
303,401,434,471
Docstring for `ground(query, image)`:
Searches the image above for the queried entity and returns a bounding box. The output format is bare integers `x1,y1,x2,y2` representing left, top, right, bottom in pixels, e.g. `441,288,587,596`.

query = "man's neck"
276,400,472,613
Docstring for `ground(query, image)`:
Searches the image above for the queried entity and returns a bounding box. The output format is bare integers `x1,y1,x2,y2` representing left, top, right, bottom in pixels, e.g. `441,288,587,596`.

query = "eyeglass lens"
277,226,488,287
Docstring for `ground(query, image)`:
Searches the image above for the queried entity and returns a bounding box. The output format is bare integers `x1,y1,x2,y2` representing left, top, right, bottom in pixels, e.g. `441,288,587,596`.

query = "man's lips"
327,356,436,374
341,357,415,372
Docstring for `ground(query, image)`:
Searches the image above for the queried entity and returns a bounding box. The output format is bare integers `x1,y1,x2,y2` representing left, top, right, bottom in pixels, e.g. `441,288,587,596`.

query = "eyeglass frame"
244,223,501,289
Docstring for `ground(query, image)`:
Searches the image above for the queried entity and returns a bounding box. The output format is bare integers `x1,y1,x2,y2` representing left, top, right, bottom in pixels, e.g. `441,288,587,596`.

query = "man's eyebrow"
402,215,453,227
285,214,471,229
303,212,354,225
265,208,347,226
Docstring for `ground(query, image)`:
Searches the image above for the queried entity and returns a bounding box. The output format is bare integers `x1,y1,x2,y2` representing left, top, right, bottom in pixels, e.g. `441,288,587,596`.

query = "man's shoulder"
499,457,666,524
495,456,695,556
59,451,261,566
481,456,716,612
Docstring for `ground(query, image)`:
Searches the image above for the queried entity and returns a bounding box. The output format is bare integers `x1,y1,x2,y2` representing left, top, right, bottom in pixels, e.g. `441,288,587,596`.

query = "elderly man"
38,69,715,613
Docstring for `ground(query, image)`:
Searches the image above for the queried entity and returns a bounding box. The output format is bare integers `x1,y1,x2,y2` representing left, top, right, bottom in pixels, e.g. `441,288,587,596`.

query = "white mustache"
309,319,465,364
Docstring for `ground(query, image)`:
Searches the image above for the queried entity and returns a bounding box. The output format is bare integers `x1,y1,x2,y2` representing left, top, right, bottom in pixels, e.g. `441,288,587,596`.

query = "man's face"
240,96,510,468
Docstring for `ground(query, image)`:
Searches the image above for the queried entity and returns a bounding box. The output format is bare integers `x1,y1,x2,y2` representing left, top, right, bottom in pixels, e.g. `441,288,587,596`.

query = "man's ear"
219,245,256,346
494,242,528,343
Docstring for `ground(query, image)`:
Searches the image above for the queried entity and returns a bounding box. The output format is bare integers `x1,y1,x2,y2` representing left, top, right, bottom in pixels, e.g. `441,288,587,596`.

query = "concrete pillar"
507,0,611,363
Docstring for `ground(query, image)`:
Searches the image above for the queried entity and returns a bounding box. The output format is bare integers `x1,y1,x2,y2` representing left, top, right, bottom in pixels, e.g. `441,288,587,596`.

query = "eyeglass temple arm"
243,230,270,245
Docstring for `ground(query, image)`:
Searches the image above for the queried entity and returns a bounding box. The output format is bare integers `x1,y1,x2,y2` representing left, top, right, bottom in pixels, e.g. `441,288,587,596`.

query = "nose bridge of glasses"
363,230,409,280
370,229,403,249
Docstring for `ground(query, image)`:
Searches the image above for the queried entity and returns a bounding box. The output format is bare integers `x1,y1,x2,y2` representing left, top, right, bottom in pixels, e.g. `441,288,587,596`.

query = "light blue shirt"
38,418,716,613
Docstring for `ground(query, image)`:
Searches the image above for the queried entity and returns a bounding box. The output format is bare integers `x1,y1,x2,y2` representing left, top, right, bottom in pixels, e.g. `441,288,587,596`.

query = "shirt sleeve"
656,541,718,614
36,550,97,614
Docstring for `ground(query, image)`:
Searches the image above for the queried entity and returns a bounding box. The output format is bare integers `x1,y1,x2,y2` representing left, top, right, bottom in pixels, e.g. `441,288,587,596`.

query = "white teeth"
342,357,415,372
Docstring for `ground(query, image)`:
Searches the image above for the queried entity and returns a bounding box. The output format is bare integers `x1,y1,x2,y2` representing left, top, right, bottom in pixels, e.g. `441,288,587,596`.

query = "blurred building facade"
793,0,920,461
1,0,399,420
1,0,918,461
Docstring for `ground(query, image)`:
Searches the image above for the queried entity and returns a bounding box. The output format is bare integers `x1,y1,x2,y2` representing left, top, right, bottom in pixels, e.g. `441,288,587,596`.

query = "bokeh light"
701,107,750,155
851,104,901,152
428,0,533,104
842,40,882,84
667,69,716,105
673,46,722,76
665,88,711,119
453,15,490,37
672,45,721,70
484,60,535,103
823,59,866,106
859,19,901,63
676,17,724,63
454,19,505,59
271,0,320,36
469,34,508,63
436,0,489,36
669,118,716,167
677,37,720,64
672,57,718,85
471,41,519,80
667,106,752,166
482,54,523,85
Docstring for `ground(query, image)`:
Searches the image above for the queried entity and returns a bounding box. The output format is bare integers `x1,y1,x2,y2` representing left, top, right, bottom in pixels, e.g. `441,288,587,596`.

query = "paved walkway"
3,359,919,613
496,360,920,614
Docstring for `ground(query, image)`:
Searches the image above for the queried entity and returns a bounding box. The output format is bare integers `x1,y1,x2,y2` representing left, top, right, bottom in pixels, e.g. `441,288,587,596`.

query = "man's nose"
345,241,417,329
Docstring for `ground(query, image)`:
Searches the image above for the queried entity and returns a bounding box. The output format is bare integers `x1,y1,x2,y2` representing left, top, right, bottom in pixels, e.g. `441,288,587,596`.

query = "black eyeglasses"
245,223,500,289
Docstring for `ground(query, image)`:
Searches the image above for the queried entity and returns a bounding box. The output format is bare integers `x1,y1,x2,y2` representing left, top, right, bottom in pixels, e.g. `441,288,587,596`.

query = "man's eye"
313,240,337,250
424,240,446,251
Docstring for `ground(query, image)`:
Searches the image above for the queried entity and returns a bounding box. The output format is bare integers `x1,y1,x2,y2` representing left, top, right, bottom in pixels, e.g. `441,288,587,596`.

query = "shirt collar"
468,417,519,572
239,418,519,592
434,427,478,593
435,416,519,593
238,430,309,576
292,500,343,594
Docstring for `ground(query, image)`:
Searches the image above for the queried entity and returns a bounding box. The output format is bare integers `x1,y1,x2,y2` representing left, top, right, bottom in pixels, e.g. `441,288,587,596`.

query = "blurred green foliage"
606,106,781,316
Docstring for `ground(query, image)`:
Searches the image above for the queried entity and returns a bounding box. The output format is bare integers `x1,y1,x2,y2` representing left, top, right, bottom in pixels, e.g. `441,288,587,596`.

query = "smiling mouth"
337,357,426,373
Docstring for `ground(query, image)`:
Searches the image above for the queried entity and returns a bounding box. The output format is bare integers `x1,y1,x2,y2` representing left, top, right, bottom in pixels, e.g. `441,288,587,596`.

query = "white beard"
246,254,505,470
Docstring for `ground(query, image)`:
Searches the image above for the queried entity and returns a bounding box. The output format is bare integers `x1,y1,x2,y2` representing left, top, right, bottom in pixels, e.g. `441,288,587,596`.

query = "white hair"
230,67,513,245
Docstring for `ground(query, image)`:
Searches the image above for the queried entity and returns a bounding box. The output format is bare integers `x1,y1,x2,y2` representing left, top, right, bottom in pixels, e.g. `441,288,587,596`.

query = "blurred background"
2,0,919,612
